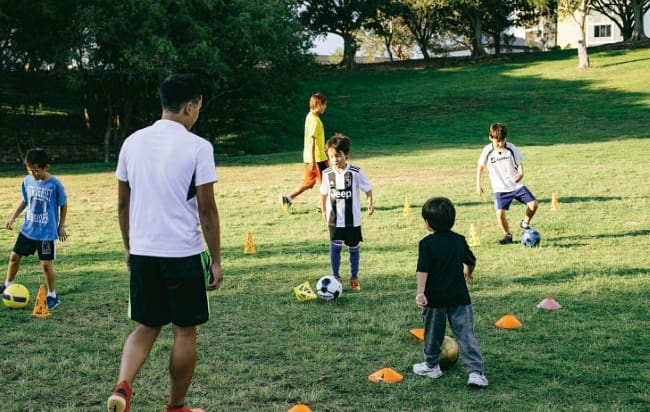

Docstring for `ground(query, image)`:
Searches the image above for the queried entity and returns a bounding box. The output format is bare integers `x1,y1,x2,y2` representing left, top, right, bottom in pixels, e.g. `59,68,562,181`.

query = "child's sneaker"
107,380,131,412
519,220,529,230
412,362,442,379
164,404,205,412
467,372,489,387
47,295,60,310
350,279,361,292
281,196,292,208
498,233,513,245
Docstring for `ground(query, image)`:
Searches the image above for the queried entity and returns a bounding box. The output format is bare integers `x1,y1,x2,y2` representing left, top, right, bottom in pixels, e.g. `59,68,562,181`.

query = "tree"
592,0,635,40
397,0,450,59
299,0,389,69
481,0,517,54
365,2,416,61
447,0,489,57
559,0,592,68
630,0,650,40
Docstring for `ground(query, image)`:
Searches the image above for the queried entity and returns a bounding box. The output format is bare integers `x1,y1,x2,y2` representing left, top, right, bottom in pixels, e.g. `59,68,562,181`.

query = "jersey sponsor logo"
330,189,353,199
490,154,512,163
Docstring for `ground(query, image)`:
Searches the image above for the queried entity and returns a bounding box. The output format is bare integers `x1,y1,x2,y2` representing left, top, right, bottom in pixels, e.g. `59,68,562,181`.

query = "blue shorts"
128,254,209,327
494,186,536,210
13,232,56,261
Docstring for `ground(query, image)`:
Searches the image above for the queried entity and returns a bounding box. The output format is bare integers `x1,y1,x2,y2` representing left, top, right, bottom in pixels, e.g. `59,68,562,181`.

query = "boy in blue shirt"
3,148,68,310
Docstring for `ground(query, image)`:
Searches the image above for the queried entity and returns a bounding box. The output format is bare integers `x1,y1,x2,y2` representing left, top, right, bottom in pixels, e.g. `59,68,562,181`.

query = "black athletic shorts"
13,232,56,261
329,226,363,247
129,254,209,327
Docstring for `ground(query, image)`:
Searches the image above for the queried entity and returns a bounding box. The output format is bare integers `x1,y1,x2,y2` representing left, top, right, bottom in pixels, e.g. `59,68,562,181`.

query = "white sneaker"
467,372,489,387
412,362,442,379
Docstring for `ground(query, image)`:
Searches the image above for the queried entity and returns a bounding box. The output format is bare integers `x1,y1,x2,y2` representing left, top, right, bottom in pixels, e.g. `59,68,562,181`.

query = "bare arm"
513,163,524,183
464,263,476,282
5,200,27,230
415,271,428,308
58,203,68,241
196,182,223,291
117,180,131,267
476,165,485,196
308,136,316,169
320,193,327,221
365,189,374,215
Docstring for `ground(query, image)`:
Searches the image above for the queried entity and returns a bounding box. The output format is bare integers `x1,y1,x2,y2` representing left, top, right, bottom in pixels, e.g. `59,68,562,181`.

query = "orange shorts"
301,160,329,189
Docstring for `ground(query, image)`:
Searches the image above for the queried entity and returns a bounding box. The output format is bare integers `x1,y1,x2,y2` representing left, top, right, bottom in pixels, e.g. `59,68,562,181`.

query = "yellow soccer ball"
2,283,31,309
439,336,459,370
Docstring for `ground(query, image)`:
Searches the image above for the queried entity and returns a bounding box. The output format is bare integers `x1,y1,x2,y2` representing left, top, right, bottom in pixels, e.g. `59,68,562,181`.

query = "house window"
594,24,612,38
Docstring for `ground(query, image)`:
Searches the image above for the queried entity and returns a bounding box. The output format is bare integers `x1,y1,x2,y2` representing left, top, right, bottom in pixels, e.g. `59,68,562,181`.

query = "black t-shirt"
416,230,476,307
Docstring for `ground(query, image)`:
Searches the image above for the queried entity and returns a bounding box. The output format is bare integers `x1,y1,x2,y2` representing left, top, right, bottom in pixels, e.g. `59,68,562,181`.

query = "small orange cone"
244,231,256,254
551,192,560,211
403,196,413,215
409,328,424,341
288,404,312,412
368,368,403,383
468,224,480,247
32,284,51,318
537,297,562,310
495,314,522,329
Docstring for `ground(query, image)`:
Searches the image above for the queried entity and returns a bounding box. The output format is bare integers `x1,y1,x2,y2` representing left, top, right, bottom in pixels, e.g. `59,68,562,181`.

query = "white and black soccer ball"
316,275,342,301
520,229,541,247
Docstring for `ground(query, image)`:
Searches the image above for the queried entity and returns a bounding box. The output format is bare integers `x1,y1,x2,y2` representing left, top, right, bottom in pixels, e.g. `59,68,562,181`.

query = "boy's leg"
119,325,161,384
524,199,539,226
422,307,447,367
41,260,56,293
168,324,198,407
5,251,23,283
447,305,484,374
330,241,343,279
495,209,509,235
348,245,360,291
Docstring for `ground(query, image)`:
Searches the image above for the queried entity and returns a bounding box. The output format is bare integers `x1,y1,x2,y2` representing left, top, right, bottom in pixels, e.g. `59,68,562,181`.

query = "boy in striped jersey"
476,123,539,244
319,134,374,292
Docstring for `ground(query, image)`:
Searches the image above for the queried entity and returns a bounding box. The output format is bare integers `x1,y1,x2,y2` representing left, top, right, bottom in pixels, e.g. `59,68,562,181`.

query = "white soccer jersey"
320,164,371,228
477,141,524,193
116,119,218,257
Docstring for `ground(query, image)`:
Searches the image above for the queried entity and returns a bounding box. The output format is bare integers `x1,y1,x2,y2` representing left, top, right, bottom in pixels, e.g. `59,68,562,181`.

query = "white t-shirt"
320,164,372,228
477,141,524,193
116,119,218,257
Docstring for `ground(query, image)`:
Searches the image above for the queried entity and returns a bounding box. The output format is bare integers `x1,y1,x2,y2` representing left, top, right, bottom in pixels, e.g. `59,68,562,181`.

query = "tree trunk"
341,33,357,70
470,15,487,58
630,0,648,40
576,5,590,69
104,95,113,163
576,40,590,69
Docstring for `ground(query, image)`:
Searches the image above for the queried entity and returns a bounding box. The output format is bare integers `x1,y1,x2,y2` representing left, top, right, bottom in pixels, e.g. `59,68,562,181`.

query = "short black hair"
421,197,456,232
159,73,202,113
24,148,49,168
325,133,351,155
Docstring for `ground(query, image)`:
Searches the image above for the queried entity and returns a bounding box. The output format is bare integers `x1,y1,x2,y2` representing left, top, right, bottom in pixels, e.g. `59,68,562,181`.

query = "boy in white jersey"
476,123,538,244
320,134,374,291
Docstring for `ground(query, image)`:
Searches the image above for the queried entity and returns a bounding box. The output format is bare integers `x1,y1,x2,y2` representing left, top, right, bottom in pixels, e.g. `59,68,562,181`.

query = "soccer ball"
2,283,30,309
439,336,459,370
520,229,541,247
316,275,342,301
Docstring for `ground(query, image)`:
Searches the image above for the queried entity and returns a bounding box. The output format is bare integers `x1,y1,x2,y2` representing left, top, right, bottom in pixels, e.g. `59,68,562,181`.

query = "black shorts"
13,232,56,261
129,254,209,327
329,226,363,247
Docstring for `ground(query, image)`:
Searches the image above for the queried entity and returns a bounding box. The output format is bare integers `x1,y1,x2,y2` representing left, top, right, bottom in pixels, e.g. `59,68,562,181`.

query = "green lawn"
1,48,649,411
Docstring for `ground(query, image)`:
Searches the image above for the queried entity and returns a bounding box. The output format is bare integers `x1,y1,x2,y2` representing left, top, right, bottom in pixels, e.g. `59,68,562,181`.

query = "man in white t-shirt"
476,123,538,245
108,74,222,412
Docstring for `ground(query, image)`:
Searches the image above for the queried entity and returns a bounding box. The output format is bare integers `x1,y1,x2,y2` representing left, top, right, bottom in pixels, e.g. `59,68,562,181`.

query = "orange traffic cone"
244,231,256,254
32,284,51,318
287,404,313,412
537,297,562,310
494,314,522,329
368,368,403,383
409,328,424,341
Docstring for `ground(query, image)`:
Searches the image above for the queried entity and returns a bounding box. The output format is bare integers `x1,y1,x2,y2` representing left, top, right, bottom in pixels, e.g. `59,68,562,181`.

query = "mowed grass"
0,48,649,411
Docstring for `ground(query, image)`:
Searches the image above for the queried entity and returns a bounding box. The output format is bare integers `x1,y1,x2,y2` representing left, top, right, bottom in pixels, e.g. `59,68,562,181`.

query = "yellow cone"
368,368,404,384
551,192,560,211
495,314,522,329
403,196,413,215
244,231,256,254
32,284,51,318
468,224,480,247
409,328,424,341
293,281,317,302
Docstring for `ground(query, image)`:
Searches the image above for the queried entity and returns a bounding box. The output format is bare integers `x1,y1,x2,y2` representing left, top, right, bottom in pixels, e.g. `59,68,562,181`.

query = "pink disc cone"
537,297,562,310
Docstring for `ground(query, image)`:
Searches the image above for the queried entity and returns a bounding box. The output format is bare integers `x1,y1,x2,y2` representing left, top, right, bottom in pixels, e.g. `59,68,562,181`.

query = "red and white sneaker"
107,380,131,412
350,279,361,292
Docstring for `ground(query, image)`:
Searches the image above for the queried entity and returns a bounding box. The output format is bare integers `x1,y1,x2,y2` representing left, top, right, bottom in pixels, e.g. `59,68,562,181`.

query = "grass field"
1,48,649,411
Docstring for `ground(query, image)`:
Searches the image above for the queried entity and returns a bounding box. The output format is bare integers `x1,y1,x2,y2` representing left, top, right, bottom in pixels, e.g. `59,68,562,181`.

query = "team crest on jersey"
345,172,352,187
